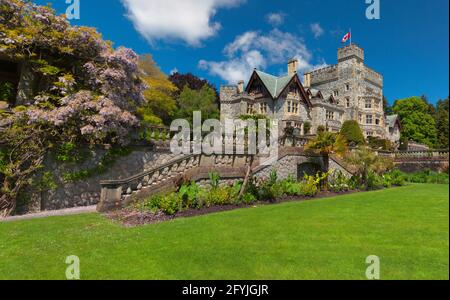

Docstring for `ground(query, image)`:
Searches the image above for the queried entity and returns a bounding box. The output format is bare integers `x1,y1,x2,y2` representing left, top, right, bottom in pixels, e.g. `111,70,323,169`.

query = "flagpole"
350,28,352,45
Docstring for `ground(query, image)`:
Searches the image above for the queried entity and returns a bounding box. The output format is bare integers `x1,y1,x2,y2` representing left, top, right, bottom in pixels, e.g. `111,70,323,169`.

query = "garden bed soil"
107,189,362,227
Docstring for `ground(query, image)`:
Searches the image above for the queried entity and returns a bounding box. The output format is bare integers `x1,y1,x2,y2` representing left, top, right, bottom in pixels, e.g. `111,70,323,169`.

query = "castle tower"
338,44,365,63
304,44,386,138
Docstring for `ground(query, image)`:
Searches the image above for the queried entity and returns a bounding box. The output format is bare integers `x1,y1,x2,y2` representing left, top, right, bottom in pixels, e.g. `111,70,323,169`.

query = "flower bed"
108,169,413,226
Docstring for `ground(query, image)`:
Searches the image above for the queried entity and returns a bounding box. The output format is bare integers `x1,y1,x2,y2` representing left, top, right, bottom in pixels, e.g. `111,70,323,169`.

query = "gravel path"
1,205,97,222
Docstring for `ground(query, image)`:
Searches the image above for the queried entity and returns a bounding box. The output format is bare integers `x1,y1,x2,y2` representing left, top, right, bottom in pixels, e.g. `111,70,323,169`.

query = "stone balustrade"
393,150,449,161
376,150,449,159
98,153,252,212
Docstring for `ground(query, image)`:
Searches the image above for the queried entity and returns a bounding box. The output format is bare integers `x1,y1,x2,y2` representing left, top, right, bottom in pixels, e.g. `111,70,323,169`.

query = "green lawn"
0,184,448,280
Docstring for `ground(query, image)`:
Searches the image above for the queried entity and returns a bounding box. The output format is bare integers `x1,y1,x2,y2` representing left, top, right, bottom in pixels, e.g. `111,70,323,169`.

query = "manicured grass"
0,184,448,280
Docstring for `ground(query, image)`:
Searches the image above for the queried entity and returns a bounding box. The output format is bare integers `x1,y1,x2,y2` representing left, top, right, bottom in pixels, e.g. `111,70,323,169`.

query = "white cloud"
310,23,324,39
199,50,265,84
266,12,286,27
199,29,323,84
170,68,179,75
121,0,245,46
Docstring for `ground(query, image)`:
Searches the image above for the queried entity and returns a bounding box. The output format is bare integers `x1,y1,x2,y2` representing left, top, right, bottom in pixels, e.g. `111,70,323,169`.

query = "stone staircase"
97,145,356,212
97,153,252,212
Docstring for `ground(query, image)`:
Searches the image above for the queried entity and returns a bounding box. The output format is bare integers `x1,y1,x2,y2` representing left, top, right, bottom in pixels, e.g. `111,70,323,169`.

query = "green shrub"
303,122,311,135
384,169,407,187
268,169,278,186
278,176,303,196
366,170,384,190
299,175,319,197
405,170,449,184
340,120,365,146
0,81,14,103
328,170,350,192
368,136,394,151
207,186,233,206
241,193,257,205
137,195,163,213
159,193,182,215
178,181,201,208
317,125,326,133
258,182,282,202
209,171,220,189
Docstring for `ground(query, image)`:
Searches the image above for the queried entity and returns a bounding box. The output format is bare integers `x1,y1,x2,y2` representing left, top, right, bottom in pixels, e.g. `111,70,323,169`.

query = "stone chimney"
237,80,245,94
303,73,311,88
288,58,299,76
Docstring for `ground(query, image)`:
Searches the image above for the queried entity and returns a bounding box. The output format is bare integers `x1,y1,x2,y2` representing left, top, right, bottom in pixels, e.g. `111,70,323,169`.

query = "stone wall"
253,153,352,182
25,145,184,213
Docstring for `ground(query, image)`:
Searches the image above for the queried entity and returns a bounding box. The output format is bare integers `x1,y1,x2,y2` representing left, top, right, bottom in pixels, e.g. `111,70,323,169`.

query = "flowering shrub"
0,0,145,144
0,0,146,215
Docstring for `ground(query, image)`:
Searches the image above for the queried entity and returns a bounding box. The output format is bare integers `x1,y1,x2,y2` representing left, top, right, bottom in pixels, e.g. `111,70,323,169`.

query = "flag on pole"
342,32,351,43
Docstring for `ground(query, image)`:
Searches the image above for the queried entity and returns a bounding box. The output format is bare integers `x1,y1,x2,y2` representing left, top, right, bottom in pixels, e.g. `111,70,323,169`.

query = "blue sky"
34,0,449,104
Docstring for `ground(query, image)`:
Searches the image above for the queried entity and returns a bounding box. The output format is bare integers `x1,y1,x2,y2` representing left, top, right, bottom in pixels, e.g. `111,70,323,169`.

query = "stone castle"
220,44,401,146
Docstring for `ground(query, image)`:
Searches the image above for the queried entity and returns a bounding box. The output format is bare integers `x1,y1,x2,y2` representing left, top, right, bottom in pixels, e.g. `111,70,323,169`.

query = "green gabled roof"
255,70,294,99
386,114,400,128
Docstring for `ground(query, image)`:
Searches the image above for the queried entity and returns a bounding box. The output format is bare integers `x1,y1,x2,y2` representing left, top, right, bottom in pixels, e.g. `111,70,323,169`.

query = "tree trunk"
322,154,330,190
239,155,255,199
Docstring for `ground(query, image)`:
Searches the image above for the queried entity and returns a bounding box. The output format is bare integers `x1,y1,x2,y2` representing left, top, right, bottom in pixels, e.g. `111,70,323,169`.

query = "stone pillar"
97,184,123,212
300,123,305,136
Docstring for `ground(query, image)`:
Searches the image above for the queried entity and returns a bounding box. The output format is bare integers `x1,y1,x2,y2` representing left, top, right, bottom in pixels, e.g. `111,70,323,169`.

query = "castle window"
375,118,380,125
333,90,339,97
365,99,372,109
247,103,254,114
293,102,299,114
346,97,351,108
287,101,292,113
367,131,374,137
260,102,268,114
345,84,350,91
359,114,363,123
286,101,299,114
326,110,334,120
366,114,373,124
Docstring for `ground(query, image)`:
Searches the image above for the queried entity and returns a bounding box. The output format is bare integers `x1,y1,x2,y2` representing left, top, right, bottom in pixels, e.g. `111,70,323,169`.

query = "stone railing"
326,120,342,129
279,134,314,148
394,150,449,161
98,153,252,212
376,150,449,161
